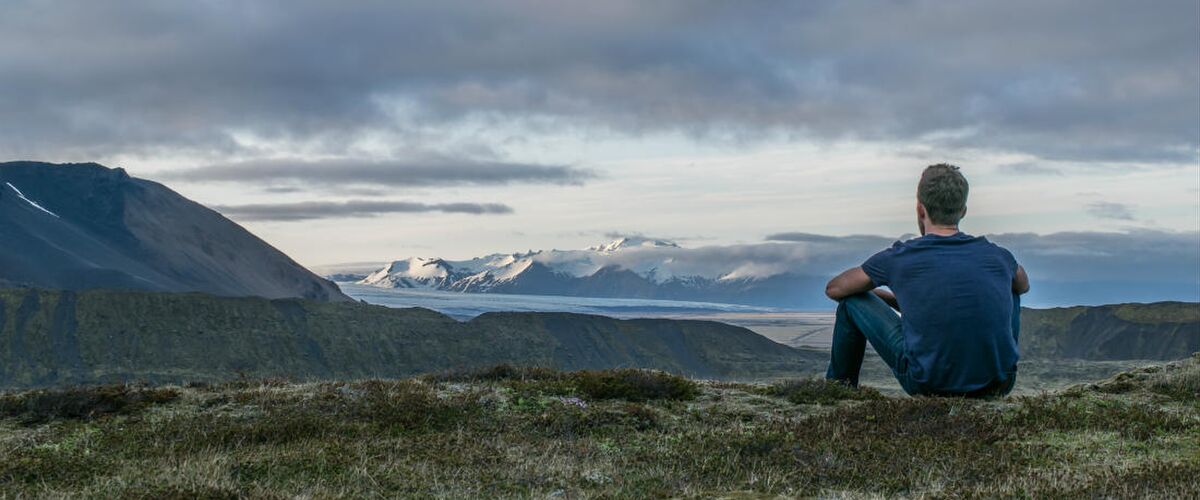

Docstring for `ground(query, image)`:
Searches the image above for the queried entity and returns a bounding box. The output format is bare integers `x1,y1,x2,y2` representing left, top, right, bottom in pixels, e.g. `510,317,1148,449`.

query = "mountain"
356,236,831,308
1021,302,1200,360
0,288,824,389
0,161,347,301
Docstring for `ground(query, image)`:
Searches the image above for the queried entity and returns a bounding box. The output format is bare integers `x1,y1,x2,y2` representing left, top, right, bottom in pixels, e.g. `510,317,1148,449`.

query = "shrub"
568,369,698,402
0,385,180,425
424,364,560,383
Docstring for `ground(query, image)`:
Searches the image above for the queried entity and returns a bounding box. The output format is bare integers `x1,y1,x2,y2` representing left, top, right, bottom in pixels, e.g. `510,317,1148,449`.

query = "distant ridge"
1,287,1195,390
1022,301,1200,361
0,288,823,389
0,161,348,301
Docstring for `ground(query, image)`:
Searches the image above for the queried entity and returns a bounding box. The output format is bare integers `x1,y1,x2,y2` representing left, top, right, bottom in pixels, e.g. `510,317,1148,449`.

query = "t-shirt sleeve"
997,246,1018,275
861,243,900,287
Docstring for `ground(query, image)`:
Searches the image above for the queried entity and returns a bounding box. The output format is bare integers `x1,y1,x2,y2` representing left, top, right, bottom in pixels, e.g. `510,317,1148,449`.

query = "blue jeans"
824,292,1020,397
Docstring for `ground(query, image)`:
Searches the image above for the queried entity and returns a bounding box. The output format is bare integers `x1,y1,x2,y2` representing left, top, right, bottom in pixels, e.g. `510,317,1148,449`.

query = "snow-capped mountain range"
326,228,1200,309
354,237,840,308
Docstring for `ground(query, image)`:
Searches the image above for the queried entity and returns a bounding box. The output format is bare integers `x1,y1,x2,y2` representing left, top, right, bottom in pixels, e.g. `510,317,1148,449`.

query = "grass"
428,364,700,402
762,378,885,405
0,361,1197,498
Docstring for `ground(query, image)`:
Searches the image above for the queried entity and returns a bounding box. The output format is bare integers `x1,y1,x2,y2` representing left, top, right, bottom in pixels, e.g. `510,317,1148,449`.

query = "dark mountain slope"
0,161,347,301
0,288,824,389
1021,302,1199,360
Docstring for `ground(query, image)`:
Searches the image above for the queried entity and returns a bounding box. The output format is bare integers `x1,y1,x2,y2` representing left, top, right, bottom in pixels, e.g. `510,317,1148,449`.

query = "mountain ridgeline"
0,161,347,301
1021,301,1200,360
353,239,833,308
0,288,822,389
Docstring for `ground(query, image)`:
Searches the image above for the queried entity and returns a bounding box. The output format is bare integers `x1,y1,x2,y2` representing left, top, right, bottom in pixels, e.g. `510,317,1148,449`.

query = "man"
823,164,1029,397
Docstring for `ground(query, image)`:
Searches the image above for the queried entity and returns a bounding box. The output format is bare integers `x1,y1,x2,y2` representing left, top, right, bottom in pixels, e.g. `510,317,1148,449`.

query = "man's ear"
916,202,927,219
960,206,968,220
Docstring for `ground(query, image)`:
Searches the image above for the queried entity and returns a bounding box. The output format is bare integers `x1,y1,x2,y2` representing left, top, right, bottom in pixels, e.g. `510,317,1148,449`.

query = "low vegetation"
762,377,885,405
429,364,700,402
1,358,1197,498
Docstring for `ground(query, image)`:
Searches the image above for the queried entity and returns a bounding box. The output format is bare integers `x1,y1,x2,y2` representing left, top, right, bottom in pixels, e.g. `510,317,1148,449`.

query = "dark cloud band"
0,0,1195,163
165,158,592,188
213,200,514,221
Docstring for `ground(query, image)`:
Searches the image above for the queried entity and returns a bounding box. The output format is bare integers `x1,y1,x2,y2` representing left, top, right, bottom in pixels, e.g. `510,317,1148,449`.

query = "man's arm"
825,267,876,301
1013,265,1030,295
872,287,900,311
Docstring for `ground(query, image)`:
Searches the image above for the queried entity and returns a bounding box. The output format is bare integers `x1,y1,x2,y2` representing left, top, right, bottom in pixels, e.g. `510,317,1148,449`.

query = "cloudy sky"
2,0,1197,276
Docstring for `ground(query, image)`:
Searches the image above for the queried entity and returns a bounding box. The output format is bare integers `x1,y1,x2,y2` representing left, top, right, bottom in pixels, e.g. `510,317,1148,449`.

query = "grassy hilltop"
1,356,1196,498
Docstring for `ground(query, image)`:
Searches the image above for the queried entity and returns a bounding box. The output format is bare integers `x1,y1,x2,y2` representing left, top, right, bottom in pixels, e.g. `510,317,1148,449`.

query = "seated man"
823,164,1029,397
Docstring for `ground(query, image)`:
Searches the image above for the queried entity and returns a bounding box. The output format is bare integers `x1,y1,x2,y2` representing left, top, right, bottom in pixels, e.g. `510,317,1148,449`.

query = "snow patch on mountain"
361,257,454,289
358,237,800,292
5,182,59,218
588,236,680,253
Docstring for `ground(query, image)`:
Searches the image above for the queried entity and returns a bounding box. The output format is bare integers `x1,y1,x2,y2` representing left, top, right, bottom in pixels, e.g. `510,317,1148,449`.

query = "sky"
1,1,1197,277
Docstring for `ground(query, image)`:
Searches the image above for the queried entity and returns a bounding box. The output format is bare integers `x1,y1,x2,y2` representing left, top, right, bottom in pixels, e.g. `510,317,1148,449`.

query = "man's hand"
873,288,900,311
825,267,875,301
1013,265,1030,295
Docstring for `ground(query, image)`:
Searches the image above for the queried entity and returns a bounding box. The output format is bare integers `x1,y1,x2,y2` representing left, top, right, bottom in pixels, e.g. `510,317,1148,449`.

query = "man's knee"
838,292,883,314
837,291,874,305
835,292,871,317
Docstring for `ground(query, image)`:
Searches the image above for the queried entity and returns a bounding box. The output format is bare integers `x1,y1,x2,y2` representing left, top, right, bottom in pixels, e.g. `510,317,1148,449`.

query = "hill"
3,288,1196,391
0,356,1195,497
1021,302,1200,360
0,161,346,302
0,288,823,389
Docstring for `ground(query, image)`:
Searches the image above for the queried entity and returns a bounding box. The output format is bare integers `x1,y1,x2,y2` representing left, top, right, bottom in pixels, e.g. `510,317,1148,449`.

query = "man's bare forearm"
873,288,900,311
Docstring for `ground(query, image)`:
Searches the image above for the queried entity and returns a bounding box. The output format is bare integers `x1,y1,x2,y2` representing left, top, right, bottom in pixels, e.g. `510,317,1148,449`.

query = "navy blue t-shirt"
862,232,1019,393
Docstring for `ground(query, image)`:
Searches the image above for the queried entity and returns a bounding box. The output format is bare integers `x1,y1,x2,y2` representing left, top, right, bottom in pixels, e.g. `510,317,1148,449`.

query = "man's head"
917,164,969,231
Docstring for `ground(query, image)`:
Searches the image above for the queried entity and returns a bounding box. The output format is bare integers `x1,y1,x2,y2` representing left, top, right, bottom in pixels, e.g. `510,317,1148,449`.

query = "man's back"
862,232,1019,393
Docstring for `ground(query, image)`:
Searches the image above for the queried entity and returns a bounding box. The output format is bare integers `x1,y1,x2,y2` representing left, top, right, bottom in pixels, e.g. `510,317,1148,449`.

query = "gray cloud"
601,231,714,243
997,162,1062,176
0,1,1195,163
765,232,897,245
1086,201,1136,221
213,200,514,221
164,157,592,188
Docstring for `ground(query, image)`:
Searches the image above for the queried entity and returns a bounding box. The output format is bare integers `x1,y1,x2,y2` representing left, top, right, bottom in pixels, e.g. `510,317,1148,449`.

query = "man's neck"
924,225,960,236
